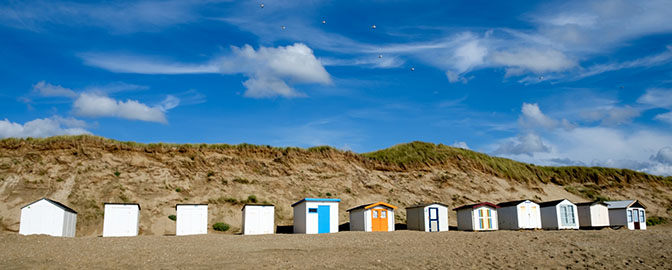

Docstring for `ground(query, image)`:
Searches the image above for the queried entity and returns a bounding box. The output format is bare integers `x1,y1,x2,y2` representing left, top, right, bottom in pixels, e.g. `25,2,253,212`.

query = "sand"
1,227,671,269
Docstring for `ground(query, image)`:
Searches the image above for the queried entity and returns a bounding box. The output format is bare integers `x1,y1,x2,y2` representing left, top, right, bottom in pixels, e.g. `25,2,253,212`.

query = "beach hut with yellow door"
347,202,397,232
454,202,499,231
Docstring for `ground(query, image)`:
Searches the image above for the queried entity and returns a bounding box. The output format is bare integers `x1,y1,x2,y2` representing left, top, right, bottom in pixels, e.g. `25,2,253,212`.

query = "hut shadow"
339,222,350,231
449,226,458,231
276,225,294,234
394,223,407,230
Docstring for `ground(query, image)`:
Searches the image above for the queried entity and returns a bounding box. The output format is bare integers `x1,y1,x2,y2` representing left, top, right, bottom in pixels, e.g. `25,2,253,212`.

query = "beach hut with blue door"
406,202,449,232
291,198,340,234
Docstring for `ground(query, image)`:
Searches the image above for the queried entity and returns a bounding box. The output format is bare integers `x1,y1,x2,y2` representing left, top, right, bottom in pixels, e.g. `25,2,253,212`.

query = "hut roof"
22,198,77,214
452,202,499,211
347,202,397,212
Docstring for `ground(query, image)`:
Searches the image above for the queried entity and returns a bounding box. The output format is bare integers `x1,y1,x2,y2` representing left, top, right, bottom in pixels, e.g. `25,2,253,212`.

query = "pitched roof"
575,201,608,207
347,202,397,212
538,199,574,207
497,200,538,207
104,202,141,210
22,198,77,214
604,200,646,209
405,202,450,209
452,202,499,211
241,203,275,211
291,198,341,207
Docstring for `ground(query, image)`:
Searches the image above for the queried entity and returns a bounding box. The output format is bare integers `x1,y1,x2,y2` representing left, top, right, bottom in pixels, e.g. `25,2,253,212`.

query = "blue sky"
1,0,672,175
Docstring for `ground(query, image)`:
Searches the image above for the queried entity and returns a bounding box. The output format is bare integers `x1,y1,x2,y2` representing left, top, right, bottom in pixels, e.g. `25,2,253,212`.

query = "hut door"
632,209,640,230
317,205,330,234
371,209,388,231
428,207,439,232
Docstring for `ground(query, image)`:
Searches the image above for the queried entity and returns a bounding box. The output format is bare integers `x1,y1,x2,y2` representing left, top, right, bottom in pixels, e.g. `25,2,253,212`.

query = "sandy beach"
1,227,670,269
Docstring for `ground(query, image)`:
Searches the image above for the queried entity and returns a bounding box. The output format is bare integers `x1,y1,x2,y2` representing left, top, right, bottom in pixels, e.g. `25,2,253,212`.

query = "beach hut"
497,200,542,230
19,198,77,237
406,202,449,232
103,203,141,237
576,201,610,229
604,200,646,230
176,204,208,236
242,203,275,235
347,202,397,232
539,199,579,230
291,198,340,234
453,202,499,231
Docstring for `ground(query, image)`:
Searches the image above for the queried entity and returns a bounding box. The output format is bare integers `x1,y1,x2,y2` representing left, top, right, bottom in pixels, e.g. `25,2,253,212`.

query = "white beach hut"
242,203,275,235
19,198,77,237
291,198,340,234
405,202,449,232
605,200,646,230
103,203,141,237
576,201,610,229
539,199,579,230
347,202,397,232
176,204,208,236
453,202,499,231
496,200,542,230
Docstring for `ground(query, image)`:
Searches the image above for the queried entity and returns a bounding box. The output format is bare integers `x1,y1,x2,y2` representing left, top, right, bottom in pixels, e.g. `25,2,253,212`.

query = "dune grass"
2,136,670,186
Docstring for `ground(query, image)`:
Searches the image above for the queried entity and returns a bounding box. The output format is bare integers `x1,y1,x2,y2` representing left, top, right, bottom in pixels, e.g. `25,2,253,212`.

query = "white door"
519,205,529,228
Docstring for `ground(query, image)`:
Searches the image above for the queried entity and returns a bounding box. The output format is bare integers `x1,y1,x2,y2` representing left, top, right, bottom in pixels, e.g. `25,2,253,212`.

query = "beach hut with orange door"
347,202,397,232
454,202,499,231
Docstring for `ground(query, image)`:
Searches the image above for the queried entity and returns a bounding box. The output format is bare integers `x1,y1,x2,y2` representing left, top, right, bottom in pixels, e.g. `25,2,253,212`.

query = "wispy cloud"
0,0,210,33
81,43,332,98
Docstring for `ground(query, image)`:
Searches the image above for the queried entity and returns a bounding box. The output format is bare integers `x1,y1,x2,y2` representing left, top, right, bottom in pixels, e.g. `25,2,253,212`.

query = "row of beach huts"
18,197,647,237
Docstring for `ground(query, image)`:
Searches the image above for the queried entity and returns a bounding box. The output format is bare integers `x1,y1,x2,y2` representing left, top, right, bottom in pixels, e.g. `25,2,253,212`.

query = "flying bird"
371,25,377,29
260,3,264,8
378,54,383,58
410,67,415,71
322,20,326,24
281,25,286,30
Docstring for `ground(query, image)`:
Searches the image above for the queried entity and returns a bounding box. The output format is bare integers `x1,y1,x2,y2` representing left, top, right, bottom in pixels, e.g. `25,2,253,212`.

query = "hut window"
372,210,378,218
639,210,645,223
381,210,386,218
309,208,318,213
627,210,632,222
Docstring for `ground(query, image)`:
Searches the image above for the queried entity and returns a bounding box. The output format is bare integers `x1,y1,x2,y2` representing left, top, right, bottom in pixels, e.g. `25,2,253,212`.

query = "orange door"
371,209,388,231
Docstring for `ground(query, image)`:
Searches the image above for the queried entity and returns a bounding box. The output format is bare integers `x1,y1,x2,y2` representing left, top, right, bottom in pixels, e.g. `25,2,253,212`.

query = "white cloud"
532,0,672,52
637,88,672,108
494,133,551,156
82,43,332,98
72,93,173,123
0,116,90,138
451,141,470,149
650,147,672,165
491,48,576,76
654,112,672,124
574,46,672,80
581,106,641,126
519,103,557,130
32,81,77,98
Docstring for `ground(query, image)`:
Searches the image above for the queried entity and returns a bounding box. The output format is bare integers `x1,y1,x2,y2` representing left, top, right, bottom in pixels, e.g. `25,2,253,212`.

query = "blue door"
428,207,439,232
318,205,330,234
